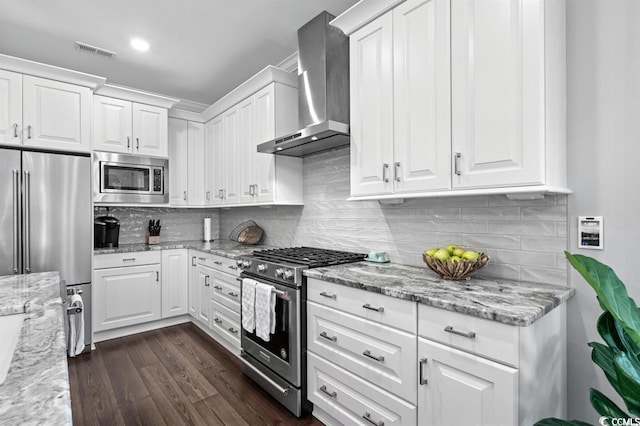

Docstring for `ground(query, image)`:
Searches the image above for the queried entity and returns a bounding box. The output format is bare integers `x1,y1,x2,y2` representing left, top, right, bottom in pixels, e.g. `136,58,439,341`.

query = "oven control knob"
275,268,284,278
257,264,268,273
242,260,252,268
283,270,294,280
236,260,244,268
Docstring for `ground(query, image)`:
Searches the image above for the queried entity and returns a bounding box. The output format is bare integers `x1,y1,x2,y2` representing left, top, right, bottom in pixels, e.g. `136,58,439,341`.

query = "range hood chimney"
257,11,349,157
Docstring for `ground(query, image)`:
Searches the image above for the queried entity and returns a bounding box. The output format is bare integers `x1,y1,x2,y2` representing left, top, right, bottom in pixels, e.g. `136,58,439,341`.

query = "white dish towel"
241,278,257,332
255,283,276,342
68,294,84,357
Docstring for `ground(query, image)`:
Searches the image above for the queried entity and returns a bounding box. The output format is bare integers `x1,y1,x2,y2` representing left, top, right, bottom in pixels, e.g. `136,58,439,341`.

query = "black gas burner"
252,246,366,267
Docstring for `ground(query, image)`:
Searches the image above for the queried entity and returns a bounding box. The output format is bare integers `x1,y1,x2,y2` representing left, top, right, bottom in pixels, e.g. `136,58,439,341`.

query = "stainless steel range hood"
257,11,349,157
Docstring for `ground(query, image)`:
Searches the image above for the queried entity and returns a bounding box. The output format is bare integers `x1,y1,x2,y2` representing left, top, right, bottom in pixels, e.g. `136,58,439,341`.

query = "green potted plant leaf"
536,252,640,425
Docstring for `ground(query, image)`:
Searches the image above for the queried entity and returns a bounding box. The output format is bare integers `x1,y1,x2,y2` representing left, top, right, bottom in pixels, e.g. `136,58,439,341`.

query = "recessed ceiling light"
130,38,150,52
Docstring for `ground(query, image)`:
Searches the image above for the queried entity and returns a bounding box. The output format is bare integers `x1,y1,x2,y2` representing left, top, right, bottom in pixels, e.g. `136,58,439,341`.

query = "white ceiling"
0,0,358,106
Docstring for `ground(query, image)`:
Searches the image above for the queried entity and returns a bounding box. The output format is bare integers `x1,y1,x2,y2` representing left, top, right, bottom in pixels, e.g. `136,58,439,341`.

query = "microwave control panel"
153,168,163,192
578,216,603,250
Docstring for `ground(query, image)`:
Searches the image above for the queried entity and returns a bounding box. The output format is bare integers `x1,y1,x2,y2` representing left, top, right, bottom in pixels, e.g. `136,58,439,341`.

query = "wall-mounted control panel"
578,216,603,250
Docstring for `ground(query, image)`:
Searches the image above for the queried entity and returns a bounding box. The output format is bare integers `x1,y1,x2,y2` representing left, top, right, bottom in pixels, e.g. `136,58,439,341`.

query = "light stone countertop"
0,272,72,425
304,262,575,327
94,239,273,259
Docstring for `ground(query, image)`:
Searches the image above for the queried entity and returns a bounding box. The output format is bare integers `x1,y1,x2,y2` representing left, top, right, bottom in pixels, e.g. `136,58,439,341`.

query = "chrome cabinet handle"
206,191,211,201
362,412,384,426
394,162,401,182
382,163,389,183
319,331,337,342
13,123,18,138
419,357,428,385
213,261,223,265
156,271,159,282
362,350,384,363
228,327,238,334
27,125,32,139
213,318,223,324
454,152,462,176
213,285,222,290
249,185,254,196
362,303,384,313
12,170,19,273
198,257,206,261
228,265,238,270
191,256,196,266
218,189,224,199
136,137,140,151
183,191,187,201
122,258,136,262
205,275,210,286
444,325,476,339
127,136,130,149
319,385,337,398
319,291,337,299
228,291,238,298
23,171,30,272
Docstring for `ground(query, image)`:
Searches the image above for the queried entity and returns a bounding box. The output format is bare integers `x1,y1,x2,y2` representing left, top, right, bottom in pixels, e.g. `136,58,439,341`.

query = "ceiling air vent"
75,41,116,58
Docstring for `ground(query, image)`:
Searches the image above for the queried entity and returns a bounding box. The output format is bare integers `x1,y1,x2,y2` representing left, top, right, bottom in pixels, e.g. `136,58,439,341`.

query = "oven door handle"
239,352,291,396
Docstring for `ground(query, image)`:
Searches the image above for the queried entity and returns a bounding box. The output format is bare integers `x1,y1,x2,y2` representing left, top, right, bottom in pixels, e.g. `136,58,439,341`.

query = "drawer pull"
213,318,223,324
319,291,337,299
191,256,197,266
213,261,223,265
213,285,223,290
319,331,337,342
444,325,476,339
362,350,384,363
122,258,136,262
319,385,337,398
228,291,239,298
228,327,238,334
419,357,428,385
205,276,210,287
228,265,238,270
198,257,206,261
362,412,384,426
362,303,384,313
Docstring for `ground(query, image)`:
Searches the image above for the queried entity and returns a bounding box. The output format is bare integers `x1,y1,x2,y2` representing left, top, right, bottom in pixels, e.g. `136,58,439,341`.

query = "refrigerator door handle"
24,170,31,273
12,170,19,273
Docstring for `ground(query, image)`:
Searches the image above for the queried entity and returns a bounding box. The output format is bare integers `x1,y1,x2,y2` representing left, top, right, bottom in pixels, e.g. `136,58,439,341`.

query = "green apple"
444,244,457,255
450,256,461,263
461,250,480,261
433,249,451,261
424,248,438,257
452,247,465,257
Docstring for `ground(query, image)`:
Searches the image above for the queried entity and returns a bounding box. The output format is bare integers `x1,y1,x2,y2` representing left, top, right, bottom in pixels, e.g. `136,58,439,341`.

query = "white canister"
203,217,212,242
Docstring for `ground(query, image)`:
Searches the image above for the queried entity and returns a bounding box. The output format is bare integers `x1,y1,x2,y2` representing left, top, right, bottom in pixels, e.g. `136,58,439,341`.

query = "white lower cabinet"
417,338,517,426
161,249,189,318
188,251,199,318
93,263,162,332
195,264,213,325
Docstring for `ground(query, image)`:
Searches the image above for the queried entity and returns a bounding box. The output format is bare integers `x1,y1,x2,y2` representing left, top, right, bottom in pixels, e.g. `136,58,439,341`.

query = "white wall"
567,0,640,421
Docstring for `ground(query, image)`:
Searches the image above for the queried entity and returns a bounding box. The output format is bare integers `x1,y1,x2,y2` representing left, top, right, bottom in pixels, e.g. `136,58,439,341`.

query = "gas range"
237,247,366,287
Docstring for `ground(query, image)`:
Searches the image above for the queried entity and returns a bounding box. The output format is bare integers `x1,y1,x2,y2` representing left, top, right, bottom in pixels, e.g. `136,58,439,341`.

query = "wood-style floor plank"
68,323,322,426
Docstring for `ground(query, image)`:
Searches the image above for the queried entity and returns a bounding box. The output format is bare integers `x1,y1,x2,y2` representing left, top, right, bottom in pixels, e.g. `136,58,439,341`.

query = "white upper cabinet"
334,0,568,199
94,95,168,157
1,73,91,152
186,121,205,206
168,118,205,206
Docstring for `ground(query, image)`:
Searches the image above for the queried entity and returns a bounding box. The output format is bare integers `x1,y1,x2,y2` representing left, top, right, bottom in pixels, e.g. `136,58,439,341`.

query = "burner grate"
252,247,366,267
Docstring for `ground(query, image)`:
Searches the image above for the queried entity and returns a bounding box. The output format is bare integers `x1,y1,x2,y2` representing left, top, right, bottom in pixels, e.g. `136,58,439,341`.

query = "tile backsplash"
220,147,568,286
94,207,219,245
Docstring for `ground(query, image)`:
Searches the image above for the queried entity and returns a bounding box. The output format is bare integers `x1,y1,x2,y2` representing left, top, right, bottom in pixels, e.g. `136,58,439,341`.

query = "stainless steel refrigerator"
0,147,92,353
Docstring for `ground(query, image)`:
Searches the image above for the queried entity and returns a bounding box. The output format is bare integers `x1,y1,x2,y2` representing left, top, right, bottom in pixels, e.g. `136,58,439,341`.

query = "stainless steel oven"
237,247,366,418
93,151,168,204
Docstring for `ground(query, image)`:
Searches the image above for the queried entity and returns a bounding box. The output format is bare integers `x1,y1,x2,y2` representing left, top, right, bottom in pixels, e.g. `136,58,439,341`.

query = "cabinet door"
93,95,133,153
22,75,91,152
209,114,225,205
188,252,198,318
161,249,188,318
0,70,22,146
168,118,189,206
418,338,517,426
451,0,545,189
187,121,205,206
350,13,394,196
203,120,215,205
252,84,277,203
222,106,239,204
132,103,168,157
237,96,256,204
93,264,162,331
196,265,212,324
393,0,451,193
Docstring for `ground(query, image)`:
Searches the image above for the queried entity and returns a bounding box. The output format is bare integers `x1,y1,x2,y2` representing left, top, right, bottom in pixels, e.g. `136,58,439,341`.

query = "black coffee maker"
95,215,120,248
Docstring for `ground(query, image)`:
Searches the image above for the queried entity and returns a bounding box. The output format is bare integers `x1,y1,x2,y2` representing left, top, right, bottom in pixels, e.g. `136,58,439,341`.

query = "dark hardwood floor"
67,323,322,426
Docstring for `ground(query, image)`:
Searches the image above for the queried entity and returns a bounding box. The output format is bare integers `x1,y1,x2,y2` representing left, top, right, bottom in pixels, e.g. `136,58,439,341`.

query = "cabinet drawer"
94,251,161,269
308,301,417,403
211,254,241,276
308,352,417,426
307,278,417,333
211,300,241,348
211,271,241,313
418,304,519,367
194,252,215,268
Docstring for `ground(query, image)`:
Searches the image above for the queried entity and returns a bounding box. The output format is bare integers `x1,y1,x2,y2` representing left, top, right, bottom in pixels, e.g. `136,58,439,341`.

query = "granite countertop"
93,239,274,259
0,272,71,425
304,262,575,327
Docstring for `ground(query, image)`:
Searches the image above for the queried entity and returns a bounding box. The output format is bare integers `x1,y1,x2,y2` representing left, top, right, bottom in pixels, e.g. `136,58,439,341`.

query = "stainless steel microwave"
93,152,169,204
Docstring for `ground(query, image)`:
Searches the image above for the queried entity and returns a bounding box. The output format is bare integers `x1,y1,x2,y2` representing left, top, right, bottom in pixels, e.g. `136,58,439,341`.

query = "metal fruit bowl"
422,252,490,281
